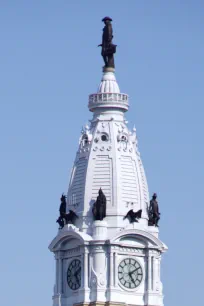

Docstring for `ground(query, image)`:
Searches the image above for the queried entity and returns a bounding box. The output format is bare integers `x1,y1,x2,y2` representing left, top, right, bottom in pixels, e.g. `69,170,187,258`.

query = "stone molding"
110,229,168,253
74,303,148,306
49,228,92,251
63,246,81,257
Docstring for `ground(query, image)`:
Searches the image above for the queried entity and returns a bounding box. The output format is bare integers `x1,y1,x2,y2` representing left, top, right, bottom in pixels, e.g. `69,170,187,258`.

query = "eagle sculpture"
124,209,142,223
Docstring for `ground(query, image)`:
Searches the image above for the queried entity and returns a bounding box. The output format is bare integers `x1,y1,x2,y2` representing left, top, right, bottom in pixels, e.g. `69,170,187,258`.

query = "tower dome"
98,68,120,93
67,68,149,236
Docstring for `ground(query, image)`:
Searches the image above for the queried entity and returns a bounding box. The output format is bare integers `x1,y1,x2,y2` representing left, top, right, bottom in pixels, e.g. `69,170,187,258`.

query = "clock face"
118,258,143,289
67,259,81,290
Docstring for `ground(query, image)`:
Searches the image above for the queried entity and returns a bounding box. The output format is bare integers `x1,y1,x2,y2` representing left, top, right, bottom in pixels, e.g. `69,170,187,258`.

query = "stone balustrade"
88,93,129,112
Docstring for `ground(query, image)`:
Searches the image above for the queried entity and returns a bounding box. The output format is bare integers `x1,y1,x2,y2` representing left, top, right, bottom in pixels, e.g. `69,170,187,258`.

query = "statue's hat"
153,193,157,197
102,16,112,22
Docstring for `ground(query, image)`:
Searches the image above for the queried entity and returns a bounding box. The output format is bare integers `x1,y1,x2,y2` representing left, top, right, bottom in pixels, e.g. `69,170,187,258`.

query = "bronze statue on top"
92,188,106,221
148,193,160,227
56,194,78,229
98,17,117,68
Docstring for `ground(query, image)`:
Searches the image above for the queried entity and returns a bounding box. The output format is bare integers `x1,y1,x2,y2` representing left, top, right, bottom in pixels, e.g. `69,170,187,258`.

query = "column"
152,256,156,291
58,256,63,294
114,252,118,287
55,257,59,294
158,256,161,280
83,249,88,289
158,255,161,293
109,251,114,287
148,252,152,291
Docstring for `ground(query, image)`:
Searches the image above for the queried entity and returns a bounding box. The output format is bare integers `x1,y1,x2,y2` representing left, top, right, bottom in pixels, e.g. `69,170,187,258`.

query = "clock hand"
73,267,81,279
128,272,135,284
74,267,81,277
75,275,80,284
129,267,140,275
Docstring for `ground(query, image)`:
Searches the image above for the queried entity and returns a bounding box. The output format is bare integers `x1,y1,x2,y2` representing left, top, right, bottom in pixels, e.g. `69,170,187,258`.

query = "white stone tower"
49,65,167,306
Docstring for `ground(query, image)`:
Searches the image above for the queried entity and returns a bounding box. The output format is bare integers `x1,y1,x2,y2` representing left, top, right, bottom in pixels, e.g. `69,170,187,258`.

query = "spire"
49,18,168,306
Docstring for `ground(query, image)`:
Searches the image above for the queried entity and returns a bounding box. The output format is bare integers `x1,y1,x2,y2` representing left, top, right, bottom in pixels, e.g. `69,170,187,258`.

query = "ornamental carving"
90,245,105,251
118,247,144,254
148,249,161,256
90,276,97,287
99,276,105,286
62,246,81,258
79,125,93,150
89,260,107,288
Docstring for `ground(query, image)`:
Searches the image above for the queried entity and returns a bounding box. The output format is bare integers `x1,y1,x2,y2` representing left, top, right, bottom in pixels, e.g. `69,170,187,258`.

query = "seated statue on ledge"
92,188,106,221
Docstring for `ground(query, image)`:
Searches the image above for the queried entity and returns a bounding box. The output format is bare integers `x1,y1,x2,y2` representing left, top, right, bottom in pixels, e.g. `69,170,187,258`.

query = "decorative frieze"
118,247,144,254
62,246,81,258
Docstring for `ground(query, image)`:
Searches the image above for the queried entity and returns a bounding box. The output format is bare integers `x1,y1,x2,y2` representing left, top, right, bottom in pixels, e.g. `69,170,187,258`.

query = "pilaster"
147,250,152,292
58,254,63,294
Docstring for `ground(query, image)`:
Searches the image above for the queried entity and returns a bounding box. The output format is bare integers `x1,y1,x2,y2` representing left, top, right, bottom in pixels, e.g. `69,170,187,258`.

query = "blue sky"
0,1,204,306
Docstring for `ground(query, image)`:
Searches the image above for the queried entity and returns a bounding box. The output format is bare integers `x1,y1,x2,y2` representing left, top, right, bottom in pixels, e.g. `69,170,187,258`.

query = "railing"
88,93,129,111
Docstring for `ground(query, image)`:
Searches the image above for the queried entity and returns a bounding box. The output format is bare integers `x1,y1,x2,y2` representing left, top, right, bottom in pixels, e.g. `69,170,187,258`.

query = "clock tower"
49,18,167,306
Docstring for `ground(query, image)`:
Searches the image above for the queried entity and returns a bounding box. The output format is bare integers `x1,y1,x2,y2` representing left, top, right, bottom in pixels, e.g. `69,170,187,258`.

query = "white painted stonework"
49,69,167,306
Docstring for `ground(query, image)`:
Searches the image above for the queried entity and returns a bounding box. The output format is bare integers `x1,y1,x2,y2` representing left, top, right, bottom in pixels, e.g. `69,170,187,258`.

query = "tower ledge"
88,92,129,112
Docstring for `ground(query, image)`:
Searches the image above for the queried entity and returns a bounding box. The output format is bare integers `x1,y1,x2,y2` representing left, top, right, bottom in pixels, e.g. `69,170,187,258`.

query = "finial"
98,17,117,69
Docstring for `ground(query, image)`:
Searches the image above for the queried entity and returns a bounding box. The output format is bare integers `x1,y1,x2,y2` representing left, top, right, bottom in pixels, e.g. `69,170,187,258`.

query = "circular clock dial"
67,259,81,290
118,258,143,289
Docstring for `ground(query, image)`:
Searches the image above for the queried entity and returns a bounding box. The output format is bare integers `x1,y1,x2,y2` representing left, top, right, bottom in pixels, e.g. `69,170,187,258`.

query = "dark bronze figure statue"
56,194,78,229
64,210,79,224
148,193,160,227
59,194,66,216
56,216,64,229
92,188,106,221
98,16,116,68
124,209,142,223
